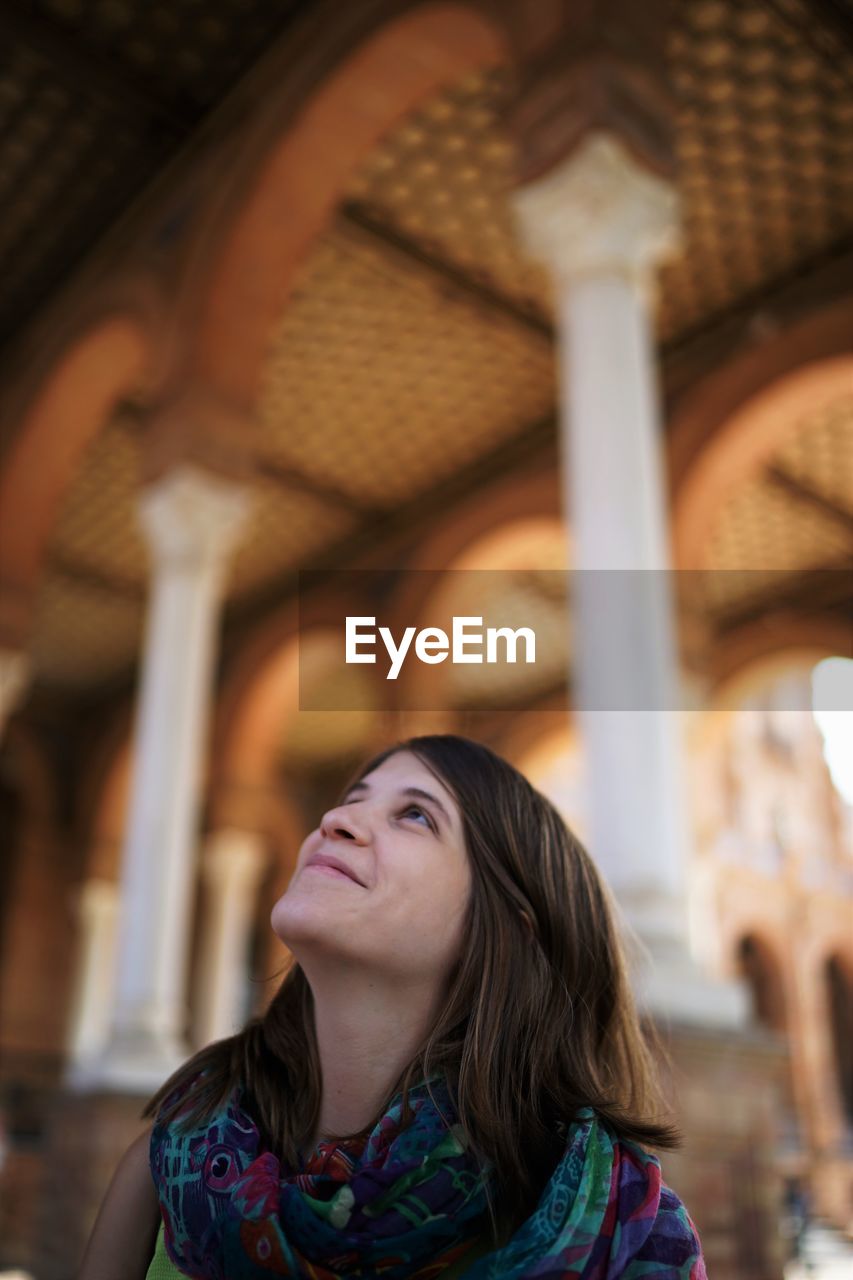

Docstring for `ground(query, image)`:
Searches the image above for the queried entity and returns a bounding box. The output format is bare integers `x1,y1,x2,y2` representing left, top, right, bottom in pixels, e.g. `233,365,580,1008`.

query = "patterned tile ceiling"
345,71,549,324
774,396,853,514
709,482,850,573
0,0,307,347
46,422,147,592
257,233,554,509
347,0,853,345
32,418,362,688
682,396,853,621
23,0,853,692
31,573,144,688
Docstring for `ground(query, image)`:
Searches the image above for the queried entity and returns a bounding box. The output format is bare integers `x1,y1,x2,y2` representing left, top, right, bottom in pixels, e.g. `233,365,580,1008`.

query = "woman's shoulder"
618,1148,707,1277
78,1128,161,1279
583,1115,707,1278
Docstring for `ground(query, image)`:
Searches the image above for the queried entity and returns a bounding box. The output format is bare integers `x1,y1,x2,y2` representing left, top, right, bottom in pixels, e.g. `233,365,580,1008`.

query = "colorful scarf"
149,1071,707,1279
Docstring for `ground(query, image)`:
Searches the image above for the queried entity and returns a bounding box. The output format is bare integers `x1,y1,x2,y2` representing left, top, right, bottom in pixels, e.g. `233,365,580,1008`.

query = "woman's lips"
304,851,367,885
305,863,362,884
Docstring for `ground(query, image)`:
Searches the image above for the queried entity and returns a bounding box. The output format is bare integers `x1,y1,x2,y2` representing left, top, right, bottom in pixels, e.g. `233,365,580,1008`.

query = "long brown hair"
140,734,680,1239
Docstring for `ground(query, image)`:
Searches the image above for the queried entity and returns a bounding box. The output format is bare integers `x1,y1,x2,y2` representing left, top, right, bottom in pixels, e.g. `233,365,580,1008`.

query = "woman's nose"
319,805,368,842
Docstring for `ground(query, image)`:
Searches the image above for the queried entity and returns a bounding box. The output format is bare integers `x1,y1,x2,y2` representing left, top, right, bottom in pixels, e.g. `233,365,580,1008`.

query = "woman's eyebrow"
342,780,452,829
400,786,451,830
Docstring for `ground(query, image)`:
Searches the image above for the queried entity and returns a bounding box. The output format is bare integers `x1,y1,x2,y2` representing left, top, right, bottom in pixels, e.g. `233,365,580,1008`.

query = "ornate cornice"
505,0,676,187
513,131,680,289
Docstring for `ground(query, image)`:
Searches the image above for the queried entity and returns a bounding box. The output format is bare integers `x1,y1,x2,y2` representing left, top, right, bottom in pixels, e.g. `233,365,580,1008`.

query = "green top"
144,1221,181,1280
145,1217,494,1278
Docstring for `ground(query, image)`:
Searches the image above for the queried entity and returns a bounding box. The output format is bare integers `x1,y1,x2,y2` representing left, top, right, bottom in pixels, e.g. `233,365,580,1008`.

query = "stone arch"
736,931,789,1033
709,622,852,709
215,591,386,805
0,317,153,641
216,615,302,796
388,506,568,711
824,952,853,1129
214,602,304,796
214,600,391,987
510,717,586,838
384,463,562,654
733,929,805,1154
189,2,510,405
210,611,314,989
667,297,853,570
401,463,562,576
219,604,335,788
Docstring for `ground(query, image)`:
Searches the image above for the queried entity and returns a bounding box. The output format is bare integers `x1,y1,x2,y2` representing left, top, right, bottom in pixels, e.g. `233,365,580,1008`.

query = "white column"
64,879,119,1083
514,134,746,1026
194,829,267,1047
0,647,30,738
82,466,249,1090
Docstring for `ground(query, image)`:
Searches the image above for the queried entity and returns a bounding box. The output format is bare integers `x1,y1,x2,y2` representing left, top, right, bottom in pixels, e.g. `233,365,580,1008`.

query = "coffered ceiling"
4,0,850,696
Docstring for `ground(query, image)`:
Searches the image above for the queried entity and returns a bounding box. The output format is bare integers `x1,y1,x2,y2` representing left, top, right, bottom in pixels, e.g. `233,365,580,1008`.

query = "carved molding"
513,131,681,288
138,379,259,485
505,0,676,186
138,464,251,571
201,828,268,891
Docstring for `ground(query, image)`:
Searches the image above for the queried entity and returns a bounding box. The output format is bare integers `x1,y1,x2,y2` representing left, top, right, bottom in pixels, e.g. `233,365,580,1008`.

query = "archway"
825,954,853,1130
392,514,569,714
668,299,853,571
737,932,788,1033
191,3,510,405
0,318,152,641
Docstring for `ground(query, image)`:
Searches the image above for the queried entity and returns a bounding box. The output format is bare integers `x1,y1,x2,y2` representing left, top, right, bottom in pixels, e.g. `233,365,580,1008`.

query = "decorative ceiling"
0,0,308,348
345,0,853,345
12,0,853,694
258,232,554,509
689,395,853,621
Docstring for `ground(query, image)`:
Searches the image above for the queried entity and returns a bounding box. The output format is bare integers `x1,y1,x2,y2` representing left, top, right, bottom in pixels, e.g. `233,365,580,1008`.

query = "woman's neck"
306,965,441,1147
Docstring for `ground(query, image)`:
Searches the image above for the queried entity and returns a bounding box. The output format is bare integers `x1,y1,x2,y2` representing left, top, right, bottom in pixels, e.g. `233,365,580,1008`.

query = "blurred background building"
0,1,851,1276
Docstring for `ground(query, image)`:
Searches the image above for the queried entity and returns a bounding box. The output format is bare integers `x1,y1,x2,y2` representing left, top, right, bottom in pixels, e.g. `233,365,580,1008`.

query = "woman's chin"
271,894,332,946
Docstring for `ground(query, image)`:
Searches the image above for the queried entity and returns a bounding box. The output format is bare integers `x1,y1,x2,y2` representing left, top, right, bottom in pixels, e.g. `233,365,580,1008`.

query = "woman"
79,734,707,1278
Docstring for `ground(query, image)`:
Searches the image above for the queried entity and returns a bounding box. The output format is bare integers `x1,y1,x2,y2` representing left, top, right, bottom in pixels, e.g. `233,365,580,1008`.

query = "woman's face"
271,751,471,986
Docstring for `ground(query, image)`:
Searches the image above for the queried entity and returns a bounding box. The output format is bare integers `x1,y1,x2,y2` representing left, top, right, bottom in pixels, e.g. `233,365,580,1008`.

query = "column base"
628,934,750,1030
654,1020,794,1279
64,1025,191,1094
615,892,751,1030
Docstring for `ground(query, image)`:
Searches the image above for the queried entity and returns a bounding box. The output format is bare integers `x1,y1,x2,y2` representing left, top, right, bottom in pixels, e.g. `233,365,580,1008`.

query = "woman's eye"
402,805,433,829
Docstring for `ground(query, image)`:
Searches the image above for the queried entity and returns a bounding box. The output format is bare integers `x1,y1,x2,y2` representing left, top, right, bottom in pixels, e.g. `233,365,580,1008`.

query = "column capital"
138,464,251,570
201,827,268,891
138,379,258,486
512,132,681,290
74,876,119,917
